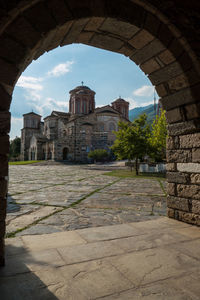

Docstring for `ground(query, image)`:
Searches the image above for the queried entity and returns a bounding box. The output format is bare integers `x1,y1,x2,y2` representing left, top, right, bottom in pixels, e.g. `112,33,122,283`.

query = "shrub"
88,149,109,162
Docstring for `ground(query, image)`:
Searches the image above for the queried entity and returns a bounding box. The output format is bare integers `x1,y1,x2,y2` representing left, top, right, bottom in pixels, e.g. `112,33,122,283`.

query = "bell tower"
69,83,95,115
112,97,129,120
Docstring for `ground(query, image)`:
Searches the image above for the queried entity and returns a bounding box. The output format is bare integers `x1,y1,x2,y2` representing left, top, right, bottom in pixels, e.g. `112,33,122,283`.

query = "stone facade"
21,85,129,162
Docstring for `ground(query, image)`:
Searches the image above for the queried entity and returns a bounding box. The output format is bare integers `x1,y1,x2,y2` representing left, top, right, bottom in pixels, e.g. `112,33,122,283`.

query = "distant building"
21,85,129,162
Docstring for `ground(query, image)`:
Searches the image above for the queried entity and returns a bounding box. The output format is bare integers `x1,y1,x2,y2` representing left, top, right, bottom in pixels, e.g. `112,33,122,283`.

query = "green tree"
9,137,21,160
88,149,109,162
111,114,151,175
149,109,167,162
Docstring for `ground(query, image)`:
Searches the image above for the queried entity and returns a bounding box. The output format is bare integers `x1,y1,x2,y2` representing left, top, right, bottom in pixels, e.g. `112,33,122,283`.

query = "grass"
9,160,45,165
103,169,166,180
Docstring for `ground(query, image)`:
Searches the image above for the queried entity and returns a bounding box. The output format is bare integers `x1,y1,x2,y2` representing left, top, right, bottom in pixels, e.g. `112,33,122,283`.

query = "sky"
10,43,157,139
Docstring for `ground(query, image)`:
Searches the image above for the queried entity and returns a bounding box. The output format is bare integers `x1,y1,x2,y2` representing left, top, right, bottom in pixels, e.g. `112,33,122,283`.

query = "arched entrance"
0,0,200,266
63,147,69,161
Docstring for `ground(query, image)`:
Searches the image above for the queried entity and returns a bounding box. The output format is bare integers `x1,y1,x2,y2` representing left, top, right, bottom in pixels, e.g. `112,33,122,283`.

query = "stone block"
23,2,56,34
140,58,161,74
166,163,176,171
180,133,200,148
167,150,192,163
167,172,190,184
158,49,176,65
167,207,175,218
166,137,174,150
155,84,168,97
0,34,27,65
0,220,5,237
130,39,165,65
157,23,173,46
167,196,189,212
61,18,90,45
177,163,200,173
177,184,200,200
191,200,200,214
192,148,200,163
0,198,6,219
167,182,176,196
0,155,8,177
144,12,160,36
149,61,183,86
191,174,200,184
6,16,41,49
0,58,19,86
0,135,9,155
0,237,5,266
0,111,10,134
99,18,139,40
85,17,105,32
0,84,11,111
161,88,194,111
46,0,72,25
167,120,200,136
178,211,200,226
47,22,73,51
76,31,94,44
166,107,184,124
128,29,154,49
168,73,189,93
184,103,200,120
90,33,124,52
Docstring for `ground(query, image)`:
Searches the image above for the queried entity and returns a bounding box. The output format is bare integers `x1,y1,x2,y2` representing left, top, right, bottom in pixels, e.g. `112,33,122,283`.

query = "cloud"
16,76,43,91
47,61,74,77
133,85,154,97
10,117,23,139
125,97,154,110
30,97,69,116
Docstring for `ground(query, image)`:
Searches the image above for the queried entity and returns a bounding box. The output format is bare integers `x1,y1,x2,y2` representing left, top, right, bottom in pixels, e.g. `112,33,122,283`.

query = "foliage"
111,114,151,175
9,136,21,160
149,109,167,162
88,149,109,162
9,160,44,165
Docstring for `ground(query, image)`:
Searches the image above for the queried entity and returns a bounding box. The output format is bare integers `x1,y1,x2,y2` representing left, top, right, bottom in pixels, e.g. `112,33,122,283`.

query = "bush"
88,149,109,162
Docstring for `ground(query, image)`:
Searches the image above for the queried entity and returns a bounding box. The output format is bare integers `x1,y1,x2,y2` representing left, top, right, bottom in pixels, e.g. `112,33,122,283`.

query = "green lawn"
103,169,166,180
9,160,44,165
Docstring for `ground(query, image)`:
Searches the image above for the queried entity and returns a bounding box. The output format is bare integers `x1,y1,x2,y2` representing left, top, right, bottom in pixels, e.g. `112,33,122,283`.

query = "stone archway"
0,0,200,266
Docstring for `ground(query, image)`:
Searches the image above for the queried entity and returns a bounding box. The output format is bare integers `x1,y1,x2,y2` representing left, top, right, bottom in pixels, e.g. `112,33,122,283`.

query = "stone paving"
1,218,200,299
6,163,166,236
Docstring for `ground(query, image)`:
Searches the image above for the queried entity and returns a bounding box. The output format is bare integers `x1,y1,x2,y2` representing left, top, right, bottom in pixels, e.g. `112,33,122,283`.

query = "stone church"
21,84,129,162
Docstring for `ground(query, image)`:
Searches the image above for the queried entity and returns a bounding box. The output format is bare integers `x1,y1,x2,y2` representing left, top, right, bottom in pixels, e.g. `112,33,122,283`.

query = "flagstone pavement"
1,163,199,299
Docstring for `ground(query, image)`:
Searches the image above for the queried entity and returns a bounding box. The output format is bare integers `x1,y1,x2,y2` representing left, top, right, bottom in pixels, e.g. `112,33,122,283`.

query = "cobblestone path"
6,163,166,237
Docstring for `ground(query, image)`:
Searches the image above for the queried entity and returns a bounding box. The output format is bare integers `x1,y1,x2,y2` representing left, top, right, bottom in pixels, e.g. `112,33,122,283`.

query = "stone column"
166,120,200,225
0,111,10,266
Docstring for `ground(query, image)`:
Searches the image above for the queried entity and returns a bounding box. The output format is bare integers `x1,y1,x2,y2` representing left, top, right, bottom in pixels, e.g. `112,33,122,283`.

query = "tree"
111,114,151,175
149,109,167,162
88,149,109,162
9,137,21,160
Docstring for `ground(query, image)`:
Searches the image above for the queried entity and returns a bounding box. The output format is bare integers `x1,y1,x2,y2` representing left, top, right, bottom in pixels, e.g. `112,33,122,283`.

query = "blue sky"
11,44,157,139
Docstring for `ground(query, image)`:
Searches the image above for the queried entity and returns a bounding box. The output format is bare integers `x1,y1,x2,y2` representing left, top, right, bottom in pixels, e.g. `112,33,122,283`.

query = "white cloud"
16,76,43,90
133,85,154,97
125,97,154,110
47,61,74,77
10,117,23,139
30,97,69,116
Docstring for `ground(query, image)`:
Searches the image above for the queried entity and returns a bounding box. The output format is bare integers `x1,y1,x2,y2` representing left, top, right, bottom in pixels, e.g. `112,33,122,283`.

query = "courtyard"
6,162,167,237
1,162,200,299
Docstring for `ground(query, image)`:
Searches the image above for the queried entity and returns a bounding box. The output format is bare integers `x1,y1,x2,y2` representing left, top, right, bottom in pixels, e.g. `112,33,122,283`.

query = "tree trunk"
135,158,139,175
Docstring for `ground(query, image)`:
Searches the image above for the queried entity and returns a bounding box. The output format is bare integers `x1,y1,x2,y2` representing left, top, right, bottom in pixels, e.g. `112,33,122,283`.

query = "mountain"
129,104,157,124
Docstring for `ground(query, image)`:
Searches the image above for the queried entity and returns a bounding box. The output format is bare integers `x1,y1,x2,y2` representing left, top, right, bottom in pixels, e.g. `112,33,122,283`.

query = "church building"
20,84,129,162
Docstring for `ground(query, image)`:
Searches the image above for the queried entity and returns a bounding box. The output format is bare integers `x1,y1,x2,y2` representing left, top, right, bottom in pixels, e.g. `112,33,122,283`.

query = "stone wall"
167,132,200,225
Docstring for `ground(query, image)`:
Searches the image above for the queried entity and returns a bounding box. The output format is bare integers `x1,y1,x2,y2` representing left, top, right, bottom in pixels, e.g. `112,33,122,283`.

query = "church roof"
23,112,41,117
69,85,95,95
95,105,119,115
51,111,70,117
111,98,129,104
